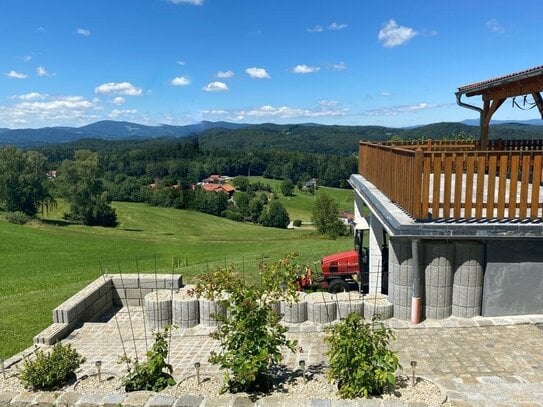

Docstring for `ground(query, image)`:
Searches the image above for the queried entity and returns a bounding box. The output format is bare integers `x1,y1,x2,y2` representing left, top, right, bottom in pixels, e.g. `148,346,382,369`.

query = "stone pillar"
353,194,365,227
453,241,484,317
389,238,413,320
424,242,454,319
369,214,384,294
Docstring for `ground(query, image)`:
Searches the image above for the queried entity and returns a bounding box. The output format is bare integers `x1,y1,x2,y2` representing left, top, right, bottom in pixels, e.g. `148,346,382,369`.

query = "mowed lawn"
248,176,354,221
0,201,353,358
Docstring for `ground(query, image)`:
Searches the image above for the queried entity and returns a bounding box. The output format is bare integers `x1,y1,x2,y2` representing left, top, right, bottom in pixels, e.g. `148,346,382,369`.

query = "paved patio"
51,308,543,406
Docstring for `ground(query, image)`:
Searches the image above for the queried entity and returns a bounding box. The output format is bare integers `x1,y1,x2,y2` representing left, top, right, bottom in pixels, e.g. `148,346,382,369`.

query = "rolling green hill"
0,201,353,358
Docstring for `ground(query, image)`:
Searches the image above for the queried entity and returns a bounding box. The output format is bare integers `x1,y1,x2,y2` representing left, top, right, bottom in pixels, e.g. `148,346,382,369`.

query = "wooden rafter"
456,65,543,148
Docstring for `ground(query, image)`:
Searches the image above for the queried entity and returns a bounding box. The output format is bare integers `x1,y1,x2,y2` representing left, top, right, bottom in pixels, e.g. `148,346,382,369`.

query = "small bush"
19,343,85,391
325,313,400,399
4,211,30,225
121,327,176,392
293,219,302,227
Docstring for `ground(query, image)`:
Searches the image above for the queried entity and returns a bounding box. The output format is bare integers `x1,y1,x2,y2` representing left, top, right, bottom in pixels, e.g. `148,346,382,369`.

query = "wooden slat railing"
359,141,543,221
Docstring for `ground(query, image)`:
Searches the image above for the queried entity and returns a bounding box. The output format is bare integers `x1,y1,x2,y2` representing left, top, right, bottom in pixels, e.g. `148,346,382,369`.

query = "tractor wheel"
328,279,350,294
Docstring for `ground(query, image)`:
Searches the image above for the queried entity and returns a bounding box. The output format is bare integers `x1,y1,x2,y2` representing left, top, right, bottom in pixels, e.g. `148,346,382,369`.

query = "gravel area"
305,292,335,303
0,372,26,393
332,292,364,302
73,373,124,394
363,293,390,305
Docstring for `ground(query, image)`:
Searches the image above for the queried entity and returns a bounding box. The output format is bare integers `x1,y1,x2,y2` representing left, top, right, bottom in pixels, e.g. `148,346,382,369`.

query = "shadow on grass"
40,219,74,227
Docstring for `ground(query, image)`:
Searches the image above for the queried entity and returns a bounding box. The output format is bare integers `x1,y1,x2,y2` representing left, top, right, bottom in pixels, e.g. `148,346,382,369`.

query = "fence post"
412,148,424,220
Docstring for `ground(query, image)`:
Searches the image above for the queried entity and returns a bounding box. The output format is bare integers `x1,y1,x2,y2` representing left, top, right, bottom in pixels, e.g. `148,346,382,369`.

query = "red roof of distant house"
202,184,220,192
221,184,235,192
457,64,543,95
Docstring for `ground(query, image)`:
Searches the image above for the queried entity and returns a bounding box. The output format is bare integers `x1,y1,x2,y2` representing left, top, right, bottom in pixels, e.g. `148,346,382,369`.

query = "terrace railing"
359,140,543,221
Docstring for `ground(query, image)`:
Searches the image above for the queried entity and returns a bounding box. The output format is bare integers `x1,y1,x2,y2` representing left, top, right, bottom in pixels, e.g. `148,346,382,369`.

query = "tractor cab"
320,217,370,293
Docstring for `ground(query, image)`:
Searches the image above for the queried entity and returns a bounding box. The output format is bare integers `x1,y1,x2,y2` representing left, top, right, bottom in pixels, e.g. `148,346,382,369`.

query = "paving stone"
201,397,230,407
122,391,154,406
101,393,127,407
231,396,254,407
75,393,103,406
55,391,81,406
145,394,177,407
34,392,57,407
309,399,331,407
381,400,406,406
173,395,204,407
9,391,36,407
0,392,17,407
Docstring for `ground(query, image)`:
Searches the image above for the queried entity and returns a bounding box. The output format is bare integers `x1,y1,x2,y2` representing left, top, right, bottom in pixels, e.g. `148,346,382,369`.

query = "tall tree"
58,150,117,226
0,147,51,216
260,200,290,229
312,192,347,238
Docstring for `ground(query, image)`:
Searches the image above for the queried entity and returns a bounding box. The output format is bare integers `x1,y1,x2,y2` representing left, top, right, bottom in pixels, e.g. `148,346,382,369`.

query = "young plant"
325,313,400,399
19,343,85,391
194,254,305,393
121,327,176,392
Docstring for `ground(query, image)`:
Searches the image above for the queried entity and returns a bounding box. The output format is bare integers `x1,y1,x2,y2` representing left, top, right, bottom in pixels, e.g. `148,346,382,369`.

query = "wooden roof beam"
477,79,543,101
532,92,543,118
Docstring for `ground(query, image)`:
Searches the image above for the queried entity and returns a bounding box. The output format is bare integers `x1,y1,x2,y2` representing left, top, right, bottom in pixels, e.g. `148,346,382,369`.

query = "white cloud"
333,61,347,71
95,82,143,96
202,81,228,92
170,76,191,86
6,70,27,79
112,97,125,105
307,25,324,33
36,26,46,33
22,55,32,62
202,103,348,122
378,19,417,47
0,95,97,127
76,28,91,36
381,91,392,97
319,100,338,107
486,18,504,33
216,70,234,78
109,109,137,119
36,66,54,77
245,67,270,79
366,103,436,116
176,60,186,66
292,64,320,74
328,22,347,31
17,92,48,101
167,0,204,5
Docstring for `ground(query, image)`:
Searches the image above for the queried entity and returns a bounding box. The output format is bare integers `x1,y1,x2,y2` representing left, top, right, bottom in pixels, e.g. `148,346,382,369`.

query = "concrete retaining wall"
389,238,413,320
424,242,454,319
34,274,183,345
452,242,484,318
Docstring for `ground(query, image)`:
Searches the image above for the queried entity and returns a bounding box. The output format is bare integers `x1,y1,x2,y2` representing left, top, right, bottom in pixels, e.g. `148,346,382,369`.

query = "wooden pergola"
456,65,543,148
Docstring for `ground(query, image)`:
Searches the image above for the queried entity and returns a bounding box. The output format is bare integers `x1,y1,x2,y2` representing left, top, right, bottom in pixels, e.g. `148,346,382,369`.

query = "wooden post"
412,148,423,219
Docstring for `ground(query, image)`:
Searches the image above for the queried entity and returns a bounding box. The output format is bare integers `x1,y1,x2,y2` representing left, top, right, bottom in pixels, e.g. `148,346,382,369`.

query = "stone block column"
389,238,413,320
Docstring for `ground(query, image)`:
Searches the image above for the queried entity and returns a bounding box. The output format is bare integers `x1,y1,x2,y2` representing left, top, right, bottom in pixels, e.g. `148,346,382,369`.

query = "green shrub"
4,211,30,225
293,219,302,227
121,327,176,392
325,313,400,399
194,254,304,393
19,343,85,391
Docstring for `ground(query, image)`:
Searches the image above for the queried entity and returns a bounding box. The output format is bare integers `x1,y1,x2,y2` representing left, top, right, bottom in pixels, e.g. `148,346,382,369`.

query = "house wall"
483,240,543,316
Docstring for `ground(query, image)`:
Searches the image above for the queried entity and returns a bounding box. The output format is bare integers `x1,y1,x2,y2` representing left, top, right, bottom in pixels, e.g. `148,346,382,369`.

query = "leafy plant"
4,211,30,225
325,313,400,399
19,343,85,391
292,219,302,227
194,254,304,393
121,327,176,392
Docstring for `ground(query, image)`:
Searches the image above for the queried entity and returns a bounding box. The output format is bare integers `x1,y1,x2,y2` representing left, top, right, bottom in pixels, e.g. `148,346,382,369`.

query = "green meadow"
0,186,354,358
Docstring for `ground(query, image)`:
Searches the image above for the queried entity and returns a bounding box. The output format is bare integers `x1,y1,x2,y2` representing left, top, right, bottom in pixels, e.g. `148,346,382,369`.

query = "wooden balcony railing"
359,140,543,221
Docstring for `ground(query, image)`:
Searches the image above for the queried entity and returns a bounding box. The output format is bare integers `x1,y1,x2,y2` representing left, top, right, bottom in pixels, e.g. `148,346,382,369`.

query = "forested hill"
197,122,543,156
2,119,542,153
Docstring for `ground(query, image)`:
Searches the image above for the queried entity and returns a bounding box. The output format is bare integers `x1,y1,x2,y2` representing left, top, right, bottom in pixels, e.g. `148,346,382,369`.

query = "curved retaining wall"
172,289,199,329
389,239,413,320
424,242,454,319
452,241,484,318
144,290,173,331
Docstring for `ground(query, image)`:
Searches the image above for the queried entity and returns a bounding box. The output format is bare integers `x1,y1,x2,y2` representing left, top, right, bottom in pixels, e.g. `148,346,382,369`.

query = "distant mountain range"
0,120,251,147
0,119,542,148
461,118,543,126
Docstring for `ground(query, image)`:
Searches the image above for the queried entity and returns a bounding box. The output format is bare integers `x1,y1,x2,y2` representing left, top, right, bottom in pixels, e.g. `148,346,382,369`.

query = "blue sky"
1,0,542,129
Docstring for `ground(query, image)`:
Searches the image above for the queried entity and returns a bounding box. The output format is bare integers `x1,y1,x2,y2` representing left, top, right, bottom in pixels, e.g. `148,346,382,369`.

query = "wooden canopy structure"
456,65,543,148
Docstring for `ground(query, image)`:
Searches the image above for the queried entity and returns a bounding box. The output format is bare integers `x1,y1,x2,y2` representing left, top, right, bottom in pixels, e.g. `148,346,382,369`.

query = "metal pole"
411,239,422,324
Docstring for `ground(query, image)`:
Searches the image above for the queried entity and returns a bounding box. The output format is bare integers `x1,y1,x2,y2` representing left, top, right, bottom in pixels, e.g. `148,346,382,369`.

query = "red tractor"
317,227,389,294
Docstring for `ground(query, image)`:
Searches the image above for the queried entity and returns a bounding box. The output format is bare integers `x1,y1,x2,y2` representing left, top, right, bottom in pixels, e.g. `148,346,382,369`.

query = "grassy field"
247,176,354,222
0,199,354,358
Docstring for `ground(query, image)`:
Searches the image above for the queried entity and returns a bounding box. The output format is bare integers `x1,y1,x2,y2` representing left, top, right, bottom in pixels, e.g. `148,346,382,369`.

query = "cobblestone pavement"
56,310,543,406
